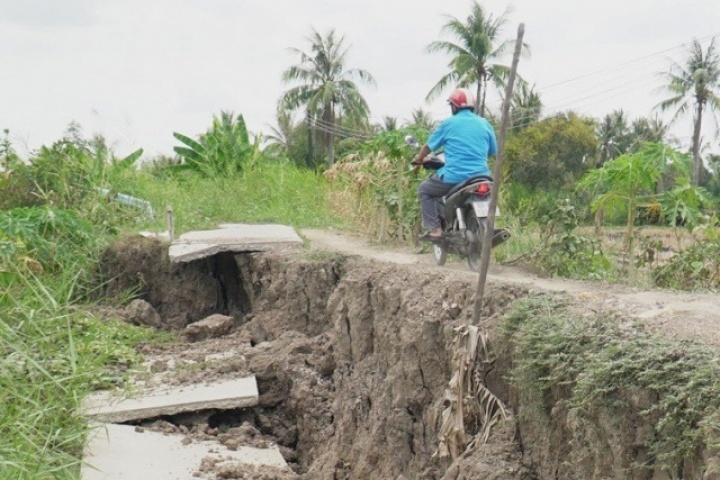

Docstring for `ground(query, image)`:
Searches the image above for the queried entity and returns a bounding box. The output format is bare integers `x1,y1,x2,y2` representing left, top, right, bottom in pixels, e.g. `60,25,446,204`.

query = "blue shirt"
426,109,497,184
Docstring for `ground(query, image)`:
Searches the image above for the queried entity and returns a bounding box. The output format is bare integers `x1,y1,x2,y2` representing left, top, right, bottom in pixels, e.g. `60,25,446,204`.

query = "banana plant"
172,111,262,177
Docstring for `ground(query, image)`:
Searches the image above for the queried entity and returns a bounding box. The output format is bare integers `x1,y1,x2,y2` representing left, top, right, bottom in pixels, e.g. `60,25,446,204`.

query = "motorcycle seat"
444,175,493,199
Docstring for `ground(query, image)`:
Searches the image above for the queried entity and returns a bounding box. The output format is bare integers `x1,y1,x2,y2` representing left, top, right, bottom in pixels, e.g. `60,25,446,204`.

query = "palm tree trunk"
306,110,315,168
691,102,704,185
481,84,488,117
327,106,336,166
475,80,482,114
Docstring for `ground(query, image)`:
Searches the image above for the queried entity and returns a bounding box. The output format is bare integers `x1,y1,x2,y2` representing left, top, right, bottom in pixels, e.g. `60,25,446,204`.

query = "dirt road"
301,229,720,346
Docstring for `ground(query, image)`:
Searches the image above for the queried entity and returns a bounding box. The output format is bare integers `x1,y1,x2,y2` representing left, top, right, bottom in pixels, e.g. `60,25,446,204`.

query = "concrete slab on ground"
82,423,288,479
82,376,258,423
169,223,302,263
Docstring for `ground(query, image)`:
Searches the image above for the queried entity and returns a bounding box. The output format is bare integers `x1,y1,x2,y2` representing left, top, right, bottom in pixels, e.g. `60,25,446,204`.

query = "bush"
653,226,720,290
0,206,96,275
526,199,612,279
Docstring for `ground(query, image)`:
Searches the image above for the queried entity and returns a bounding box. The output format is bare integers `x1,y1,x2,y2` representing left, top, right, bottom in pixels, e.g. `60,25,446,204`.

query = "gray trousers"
418,175,454,230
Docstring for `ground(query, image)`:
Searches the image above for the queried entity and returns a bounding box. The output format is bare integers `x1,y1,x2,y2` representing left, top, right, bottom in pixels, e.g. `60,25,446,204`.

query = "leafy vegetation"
577,143,714,279
172,111,262,177
505,112,597,189
324,128,427,242
653,222,720,289
524,199,612,279
502,296,720,476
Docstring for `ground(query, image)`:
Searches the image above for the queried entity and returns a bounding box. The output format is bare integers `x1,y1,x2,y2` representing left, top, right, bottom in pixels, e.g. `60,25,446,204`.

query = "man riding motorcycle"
412,88,498,241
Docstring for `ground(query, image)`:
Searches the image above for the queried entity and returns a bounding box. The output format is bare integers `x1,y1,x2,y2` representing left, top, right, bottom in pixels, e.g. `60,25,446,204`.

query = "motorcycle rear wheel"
465,211,486,272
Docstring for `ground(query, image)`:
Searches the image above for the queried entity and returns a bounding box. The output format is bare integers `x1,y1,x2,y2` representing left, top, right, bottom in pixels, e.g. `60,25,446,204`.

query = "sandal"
418,231,444,242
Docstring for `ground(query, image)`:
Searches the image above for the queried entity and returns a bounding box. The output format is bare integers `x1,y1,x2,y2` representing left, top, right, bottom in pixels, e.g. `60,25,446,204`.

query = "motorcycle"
406,135,511,272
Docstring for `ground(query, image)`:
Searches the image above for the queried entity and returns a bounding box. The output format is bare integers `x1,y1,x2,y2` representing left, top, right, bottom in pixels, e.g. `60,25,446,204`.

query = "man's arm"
412,144,431,165
487,123,498,156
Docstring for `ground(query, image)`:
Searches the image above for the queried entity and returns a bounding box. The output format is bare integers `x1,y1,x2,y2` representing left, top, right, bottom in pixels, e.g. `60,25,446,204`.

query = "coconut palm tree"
657,37,720,185
281,28,375,166
510,82,542,131
426,2,525,116
264,107,296,157
405,108,437,131
628,115,671,152
596,110,630,167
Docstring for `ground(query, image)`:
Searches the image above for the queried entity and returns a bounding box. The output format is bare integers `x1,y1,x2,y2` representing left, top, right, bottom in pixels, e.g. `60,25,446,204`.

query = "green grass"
0,267,168,479
112,161,348,236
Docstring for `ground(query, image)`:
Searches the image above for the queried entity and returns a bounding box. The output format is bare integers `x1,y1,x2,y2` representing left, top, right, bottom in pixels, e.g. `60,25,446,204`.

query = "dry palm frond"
433,325,509,460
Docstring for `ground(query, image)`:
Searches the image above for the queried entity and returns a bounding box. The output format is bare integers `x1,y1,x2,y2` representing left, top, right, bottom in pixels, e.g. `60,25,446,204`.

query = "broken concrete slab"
82,376,258,423
184,313,235,342
169,223,302,263
82,423,289,479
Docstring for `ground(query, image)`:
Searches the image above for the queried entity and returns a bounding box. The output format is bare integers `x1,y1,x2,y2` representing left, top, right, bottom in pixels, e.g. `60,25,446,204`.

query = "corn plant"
324,128,428,243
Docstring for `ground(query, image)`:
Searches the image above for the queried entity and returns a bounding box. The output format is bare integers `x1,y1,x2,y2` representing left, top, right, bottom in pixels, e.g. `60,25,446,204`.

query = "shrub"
526,199,612,279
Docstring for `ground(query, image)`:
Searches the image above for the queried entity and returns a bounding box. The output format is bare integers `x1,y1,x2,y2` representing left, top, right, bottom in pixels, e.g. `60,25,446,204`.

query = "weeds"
502,296,720,476
113,160,344,235
0,266,165,479
523,199,612,279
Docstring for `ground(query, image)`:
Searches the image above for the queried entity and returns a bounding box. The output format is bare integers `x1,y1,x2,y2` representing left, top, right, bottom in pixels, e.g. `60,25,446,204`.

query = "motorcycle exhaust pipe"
492,228,511,248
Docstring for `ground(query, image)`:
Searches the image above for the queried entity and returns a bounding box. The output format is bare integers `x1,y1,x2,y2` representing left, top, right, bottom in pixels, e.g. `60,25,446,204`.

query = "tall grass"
0,266,164,479
112,161,347,235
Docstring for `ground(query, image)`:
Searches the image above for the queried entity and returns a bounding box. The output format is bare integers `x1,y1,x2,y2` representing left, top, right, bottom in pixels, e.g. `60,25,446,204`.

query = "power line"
310,116,372,138
478,34,720,125
307,117,372,140
537,32,720,91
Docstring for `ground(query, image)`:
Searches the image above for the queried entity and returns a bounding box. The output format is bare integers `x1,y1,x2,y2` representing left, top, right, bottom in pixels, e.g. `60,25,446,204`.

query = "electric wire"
303,35,720,144
537,32,720,91
309,116,373,138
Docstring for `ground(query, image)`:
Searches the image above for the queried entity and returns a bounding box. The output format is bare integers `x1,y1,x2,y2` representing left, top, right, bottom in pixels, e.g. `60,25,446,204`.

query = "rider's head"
448,88,475,114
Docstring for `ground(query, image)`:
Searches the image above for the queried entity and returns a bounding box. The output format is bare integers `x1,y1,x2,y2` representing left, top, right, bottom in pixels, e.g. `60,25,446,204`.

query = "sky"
1,0,719,159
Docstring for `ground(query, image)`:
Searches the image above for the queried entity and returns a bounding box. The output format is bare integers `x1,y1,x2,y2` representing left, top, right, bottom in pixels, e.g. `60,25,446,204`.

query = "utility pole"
472,23,525,325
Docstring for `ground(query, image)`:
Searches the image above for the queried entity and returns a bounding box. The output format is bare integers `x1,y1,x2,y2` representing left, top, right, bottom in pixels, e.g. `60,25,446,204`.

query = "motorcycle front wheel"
465,210,487,272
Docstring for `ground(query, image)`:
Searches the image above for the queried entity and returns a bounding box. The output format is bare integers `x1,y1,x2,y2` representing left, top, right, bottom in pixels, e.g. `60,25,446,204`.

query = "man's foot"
418,228,443,242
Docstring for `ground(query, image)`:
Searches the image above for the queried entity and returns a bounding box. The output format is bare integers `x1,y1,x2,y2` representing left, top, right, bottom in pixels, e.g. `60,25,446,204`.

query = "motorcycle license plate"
472,201,499,217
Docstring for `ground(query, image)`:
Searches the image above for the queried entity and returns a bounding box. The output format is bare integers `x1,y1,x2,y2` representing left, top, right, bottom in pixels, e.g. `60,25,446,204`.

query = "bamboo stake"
472,23,525,325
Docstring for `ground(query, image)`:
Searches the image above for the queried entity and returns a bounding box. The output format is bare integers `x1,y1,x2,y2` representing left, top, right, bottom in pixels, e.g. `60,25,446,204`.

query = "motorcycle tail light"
476,183,490,195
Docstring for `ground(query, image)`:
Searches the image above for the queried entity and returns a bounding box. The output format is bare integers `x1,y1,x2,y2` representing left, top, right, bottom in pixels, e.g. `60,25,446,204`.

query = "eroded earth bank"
96,237,720,479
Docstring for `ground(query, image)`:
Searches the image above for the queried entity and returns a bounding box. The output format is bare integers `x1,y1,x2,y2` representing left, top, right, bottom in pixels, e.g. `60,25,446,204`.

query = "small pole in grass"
166,205,175,241
472,23,525,326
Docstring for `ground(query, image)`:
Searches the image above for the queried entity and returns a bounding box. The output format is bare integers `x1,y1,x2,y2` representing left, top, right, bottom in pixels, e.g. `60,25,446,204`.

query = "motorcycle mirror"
404,135,420,148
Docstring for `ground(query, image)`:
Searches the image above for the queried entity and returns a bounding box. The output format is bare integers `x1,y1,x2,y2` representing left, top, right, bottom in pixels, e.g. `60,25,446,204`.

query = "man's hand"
412,144,432,165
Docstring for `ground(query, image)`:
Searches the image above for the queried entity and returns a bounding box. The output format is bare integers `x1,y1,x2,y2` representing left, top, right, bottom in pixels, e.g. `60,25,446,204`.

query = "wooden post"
472,23,525,325
166,205,175,241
